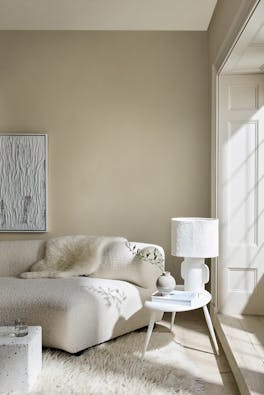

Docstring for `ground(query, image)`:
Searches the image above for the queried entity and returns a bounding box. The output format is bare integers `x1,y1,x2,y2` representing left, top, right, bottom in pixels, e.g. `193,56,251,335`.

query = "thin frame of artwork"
0,133,48,232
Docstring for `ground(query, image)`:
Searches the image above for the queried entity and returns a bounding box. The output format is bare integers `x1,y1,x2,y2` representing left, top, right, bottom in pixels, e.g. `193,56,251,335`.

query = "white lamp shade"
171,217,219,258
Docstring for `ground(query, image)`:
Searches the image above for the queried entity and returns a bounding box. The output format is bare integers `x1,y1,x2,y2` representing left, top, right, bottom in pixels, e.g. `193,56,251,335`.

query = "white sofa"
0,238,164,353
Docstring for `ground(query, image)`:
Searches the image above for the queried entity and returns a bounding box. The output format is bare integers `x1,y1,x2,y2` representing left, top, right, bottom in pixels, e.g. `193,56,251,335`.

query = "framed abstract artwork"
0,134,48,232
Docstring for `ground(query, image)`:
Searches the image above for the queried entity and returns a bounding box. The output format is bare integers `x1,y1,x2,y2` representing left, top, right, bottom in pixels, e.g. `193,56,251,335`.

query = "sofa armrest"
90,240,165,289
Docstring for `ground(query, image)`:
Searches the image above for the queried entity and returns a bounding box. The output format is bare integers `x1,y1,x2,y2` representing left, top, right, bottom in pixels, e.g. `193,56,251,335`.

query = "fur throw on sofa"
20,235,127,279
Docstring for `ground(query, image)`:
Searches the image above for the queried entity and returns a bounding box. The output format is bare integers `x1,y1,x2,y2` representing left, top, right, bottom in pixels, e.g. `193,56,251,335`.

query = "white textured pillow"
90,240,164,288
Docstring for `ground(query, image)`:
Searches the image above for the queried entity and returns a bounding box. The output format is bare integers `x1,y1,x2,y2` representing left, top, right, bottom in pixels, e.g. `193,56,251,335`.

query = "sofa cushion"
0,277,160,353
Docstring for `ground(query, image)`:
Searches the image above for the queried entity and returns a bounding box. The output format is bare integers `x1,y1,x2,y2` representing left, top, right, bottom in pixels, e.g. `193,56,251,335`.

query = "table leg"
142,311,157,359
170,312,176,331
202,305,219,355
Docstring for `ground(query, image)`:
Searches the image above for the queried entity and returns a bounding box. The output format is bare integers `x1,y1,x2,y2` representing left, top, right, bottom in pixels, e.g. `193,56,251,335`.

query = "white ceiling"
0,0,217,30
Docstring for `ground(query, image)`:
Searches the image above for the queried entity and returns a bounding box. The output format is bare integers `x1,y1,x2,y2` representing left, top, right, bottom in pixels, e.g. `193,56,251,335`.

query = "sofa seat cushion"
0,277,158,353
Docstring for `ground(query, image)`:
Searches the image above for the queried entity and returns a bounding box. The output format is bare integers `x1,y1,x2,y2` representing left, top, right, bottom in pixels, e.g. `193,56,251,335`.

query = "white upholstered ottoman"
0,326,42,392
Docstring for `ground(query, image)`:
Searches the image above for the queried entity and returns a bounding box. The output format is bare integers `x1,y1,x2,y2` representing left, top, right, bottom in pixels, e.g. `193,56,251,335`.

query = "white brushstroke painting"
0,134,47,232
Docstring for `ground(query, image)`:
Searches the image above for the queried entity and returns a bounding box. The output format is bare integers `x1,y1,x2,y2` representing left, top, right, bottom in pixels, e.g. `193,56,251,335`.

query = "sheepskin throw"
20,235,126,279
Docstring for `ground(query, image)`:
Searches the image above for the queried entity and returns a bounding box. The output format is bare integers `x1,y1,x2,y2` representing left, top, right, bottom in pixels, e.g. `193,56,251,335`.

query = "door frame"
210,0,260,313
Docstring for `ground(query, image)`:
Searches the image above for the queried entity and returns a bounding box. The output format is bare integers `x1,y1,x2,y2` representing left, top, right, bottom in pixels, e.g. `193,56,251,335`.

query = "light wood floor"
215,314,264,395
154,309,240,395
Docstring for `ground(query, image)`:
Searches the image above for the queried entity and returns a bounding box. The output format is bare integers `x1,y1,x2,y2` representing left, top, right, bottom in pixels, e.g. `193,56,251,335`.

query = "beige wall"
0,31,209,278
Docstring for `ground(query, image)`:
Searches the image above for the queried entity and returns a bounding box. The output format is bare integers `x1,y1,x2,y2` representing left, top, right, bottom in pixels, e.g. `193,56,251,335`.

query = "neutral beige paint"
0,0,217,31
0,31,209,279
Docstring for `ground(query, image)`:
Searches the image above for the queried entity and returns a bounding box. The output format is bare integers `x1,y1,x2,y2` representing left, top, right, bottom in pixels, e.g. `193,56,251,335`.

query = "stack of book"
151,290,199,306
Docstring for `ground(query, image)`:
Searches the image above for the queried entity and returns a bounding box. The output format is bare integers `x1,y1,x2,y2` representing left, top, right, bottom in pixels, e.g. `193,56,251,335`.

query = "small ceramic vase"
156,271,176,295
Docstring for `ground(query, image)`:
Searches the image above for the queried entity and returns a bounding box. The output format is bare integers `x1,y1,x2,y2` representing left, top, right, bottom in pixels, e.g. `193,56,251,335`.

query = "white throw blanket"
20,235,127,279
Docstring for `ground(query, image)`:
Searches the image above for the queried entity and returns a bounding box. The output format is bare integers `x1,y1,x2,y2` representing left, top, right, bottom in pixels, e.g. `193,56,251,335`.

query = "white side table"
0,326,42,392
142,286,219,357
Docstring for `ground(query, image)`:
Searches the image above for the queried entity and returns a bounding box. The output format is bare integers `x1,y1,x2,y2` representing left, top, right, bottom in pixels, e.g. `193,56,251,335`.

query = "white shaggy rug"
12,332,204,395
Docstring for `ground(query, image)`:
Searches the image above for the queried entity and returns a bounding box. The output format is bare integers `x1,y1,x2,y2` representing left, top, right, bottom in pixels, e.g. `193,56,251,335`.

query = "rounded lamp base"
181,258,209,292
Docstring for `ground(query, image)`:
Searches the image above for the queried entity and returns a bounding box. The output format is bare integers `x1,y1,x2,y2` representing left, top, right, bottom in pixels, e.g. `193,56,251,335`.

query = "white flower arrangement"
126,242,164,272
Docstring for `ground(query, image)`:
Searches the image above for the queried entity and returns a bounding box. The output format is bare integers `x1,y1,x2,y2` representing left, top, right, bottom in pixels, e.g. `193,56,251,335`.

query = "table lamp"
171,217,219,292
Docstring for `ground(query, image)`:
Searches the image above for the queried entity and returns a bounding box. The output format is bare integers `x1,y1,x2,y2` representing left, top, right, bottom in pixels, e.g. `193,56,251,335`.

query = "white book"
151,290,199,306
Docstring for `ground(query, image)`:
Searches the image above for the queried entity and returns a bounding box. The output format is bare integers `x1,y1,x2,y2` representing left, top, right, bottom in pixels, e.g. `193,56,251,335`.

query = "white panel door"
218,74,264,315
